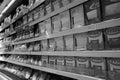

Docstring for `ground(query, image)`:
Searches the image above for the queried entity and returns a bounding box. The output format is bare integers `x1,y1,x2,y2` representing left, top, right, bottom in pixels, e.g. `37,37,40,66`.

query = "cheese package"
65,56,75,67
71,4,84,28
84,0,102,25
34,41,40,51
41,56,48,66
76,57,90,68
101,0,120,20
41,40,48,51
107,58,120,80
49,56,56,65
39,21,46,36
87,30,104,50
39,4,45,18
23,15,28,24
48,38,56,51
64,35,74,51
51,0,62,11
104,27,120,50
45,0,52,15
52,14,61,33
45,18,52,35
33,6,40,20
60,10,71,31
74,33,87,51
56,56,65,66
61,0,71,7
28,11,34,22
55,37,64,51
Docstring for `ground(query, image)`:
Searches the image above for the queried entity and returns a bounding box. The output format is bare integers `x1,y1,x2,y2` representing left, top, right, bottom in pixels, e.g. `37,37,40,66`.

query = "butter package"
64,35,74,51
61,0,71,7
76,57,90,68
84,0,102,25
65,56,75,67
74,33,87,51
102,0,120,20
41,40,48,51
41,56,48,66
45,18,52,35
23,15,28,24
39,4,45,18
33,6,40,20
39,21,46,36
60,10,71,31
104,27,120,50
49,56,56,65
34,41,40,51
56,56,65,66
45,0,52,15
48,38,56,51
87,30,104,50
55,37,64,51
51,0,62,11
28,11,34,22
107,58,120,80
71,5,84,28
52,14,61,33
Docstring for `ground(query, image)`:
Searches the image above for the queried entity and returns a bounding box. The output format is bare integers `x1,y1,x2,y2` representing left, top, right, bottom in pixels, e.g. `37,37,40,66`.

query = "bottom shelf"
1,59,105,80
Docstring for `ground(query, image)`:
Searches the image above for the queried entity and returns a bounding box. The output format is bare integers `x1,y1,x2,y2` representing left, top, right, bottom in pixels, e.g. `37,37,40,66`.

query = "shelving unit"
0,0,120,80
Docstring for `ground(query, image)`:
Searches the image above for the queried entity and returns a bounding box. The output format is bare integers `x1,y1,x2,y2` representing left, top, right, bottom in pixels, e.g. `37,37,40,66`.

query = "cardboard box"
57,56,65,66
51,0,62,11
52,14,61,33
104,27,120,50
41,40,48,51
102,0,120,20
34,41,40,51
65,56,75,67
39,21,46,36
45,18,52,35
41,56,48,66
64,35,74,51
84,0,102,25
48,38,56,51
23,15,28,24
71,4,84,28
61,0,70,7
60,10,71,31
76,57,90,68
45,0,52,15
87,30,104,50
74,33,87,51
49,56,56,65
55,37,64,51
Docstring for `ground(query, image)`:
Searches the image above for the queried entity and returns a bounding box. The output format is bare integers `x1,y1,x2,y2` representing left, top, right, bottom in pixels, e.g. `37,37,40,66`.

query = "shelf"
2,50,120,58
0,59,104,80
13,18,120,45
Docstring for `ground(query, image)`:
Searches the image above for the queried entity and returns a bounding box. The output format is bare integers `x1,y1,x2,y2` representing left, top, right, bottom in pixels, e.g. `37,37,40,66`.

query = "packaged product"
41,56,48,66
87,30,104,50
41,40,48,51
74,33,87,51
60,10,70,31
31,72,39,80
34,41,40,51
71,4,84,28
29,26,34,38
23,15,28,24
48,38,56,51
28,11,34,22
37,72,48,80
84,0,102,25
64,35,74,51
56,56,65,66
55,37,64,51
61,0,71,7
101,0,120,20
45,18,52,35
28,43,34,51
51,0,62,11
52,14,61,33
45,0,52,15
104,27,120,50
65,56,75,67
39,21,46,36
33,6,40,20
39,4,45,18
29,0,35,7
49,56,56,65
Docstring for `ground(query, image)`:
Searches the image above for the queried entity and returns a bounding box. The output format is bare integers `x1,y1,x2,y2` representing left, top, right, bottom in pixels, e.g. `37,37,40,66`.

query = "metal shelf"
0,59,104,80
2,50,120,58
13,18,120,45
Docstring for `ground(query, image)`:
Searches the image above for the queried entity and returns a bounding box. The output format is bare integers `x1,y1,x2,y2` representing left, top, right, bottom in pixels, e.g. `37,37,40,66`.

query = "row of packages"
13,26,120,51
23,0,120,26
6,54,120,80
